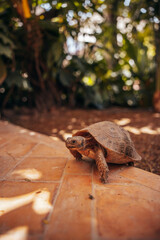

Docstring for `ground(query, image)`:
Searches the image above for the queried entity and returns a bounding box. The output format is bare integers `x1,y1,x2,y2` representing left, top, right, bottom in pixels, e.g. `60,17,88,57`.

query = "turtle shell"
73,121,141,161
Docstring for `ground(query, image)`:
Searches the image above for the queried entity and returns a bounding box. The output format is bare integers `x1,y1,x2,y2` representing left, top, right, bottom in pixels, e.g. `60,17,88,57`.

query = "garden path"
0,120,160,240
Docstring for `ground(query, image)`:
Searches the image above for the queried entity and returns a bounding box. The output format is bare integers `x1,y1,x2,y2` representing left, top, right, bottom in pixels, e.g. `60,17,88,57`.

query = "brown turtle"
65,121,141,183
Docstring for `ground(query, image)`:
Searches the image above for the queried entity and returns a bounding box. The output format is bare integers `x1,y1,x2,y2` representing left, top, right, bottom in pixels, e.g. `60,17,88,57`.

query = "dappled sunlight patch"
114,118,131,126
140,126,160,135
0,226,28,240
124,125,160,135
62,133,72,140
58,129,72,140
33,190,52,214
80,121,86,127
67,125,73,130
11,168,42,180
29,132,36,136
0,192,35,216
71,118,77,123
50,136,59,141
59,130,65,135
157,128,160,133
19,129,27,134
153,113,160,118
0,189,52,217
52,128,58,133
124,126,141,135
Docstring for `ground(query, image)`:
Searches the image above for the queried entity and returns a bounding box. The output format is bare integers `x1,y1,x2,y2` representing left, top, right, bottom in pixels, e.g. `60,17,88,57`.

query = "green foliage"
0,57,7,84
0,0,159,110
0,20,15,85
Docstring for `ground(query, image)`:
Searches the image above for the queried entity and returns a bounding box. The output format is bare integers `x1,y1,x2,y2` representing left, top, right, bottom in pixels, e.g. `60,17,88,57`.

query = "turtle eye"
72,140,76,144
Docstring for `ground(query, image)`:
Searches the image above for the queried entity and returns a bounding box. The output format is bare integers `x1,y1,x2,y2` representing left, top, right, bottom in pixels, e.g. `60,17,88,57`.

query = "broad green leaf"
59,69,74,87
0,33,15,48
0,57,7,84
0,44,12,59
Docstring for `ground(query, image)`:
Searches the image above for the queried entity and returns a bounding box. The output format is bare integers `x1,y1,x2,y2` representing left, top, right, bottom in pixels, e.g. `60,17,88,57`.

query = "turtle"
65,121,141,183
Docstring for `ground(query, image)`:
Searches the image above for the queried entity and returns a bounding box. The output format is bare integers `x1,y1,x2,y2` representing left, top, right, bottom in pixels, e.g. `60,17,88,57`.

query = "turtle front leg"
95,148,109,183
69,150,82,161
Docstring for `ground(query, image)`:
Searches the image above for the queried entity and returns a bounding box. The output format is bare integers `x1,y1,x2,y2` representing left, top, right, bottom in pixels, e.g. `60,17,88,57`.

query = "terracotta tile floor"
0,120,160,240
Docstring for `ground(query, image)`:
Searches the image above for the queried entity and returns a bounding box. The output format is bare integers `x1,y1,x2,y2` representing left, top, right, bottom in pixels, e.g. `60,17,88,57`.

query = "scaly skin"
95,147,109,183
66,136,109,183
70,150,82,161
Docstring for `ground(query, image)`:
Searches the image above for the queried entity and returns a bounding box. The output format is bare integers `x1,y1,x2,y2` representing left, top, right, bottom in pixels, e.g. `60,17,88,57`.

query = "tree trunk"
153,13,160,112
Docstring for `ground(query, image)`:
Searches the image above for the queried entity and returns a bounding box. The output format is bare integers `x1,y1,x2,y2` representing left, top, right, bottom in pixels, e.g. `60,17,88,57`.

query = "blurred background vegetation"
0,0,160,111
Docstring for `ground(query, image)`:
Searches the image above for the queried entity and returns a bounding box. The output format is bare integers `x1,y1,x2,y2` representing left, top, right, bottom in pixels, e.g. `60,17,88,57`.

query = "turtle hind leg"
69,150,82,161
95,148,109,184
128,161,134,166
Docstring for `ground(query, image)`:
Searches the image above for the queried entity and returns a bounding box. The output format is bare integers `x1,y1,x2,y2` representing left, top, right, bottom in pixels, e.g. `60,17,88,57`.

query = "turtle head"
65,136,85,150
